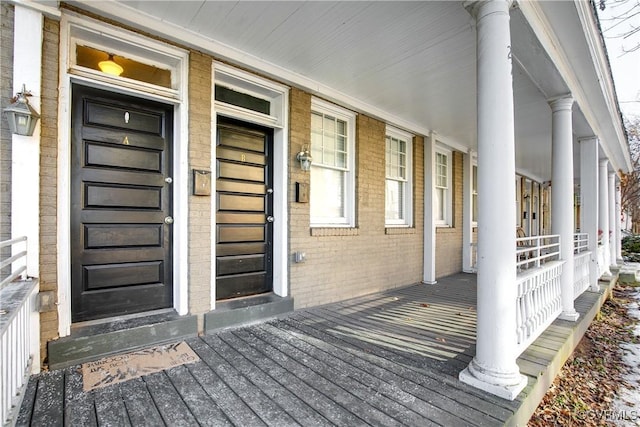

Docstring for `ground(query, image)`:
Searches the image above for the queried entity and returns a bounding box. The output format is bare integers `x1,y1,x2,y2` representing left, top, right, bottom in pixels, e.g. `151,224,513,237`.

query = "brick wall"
0,4,13,279
435,150,464,276
39,17,60,362
289,90,425,309
187,51,212,322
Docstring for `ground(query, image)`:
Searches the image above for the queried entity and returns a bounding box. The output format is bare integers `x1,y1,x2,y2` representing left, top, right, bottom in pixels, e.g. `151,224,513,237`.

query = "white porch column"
11,5,43,278
616,183,623,262
550,96,578,321
462,149,475,272
423,132,437,284
579,137,600,291
609,173,618,267
459,0,527,400
599,160,612,276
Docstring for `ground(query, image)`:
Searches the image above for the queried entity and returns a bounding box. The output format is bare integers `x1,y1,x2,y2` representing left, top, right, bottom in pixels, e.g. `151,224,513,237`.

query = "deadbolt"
266,188,274,194
164,216,174,224
266,216,274,223
165,177,173,184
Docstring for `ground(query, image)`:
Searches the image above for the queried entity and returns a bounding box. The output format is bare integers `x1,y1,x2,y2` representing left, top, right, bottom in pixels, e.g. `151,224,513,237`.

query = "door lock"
164,216,174,224
165,177,173,184
266,216,274,223
266,188,274,194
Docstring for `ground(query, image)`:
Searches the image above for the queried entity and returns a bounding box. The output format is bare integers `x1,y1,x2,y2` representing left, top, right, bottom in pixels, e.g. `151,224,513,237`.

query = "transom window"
385,127,413,226
310,99,356,226
435,147,452,226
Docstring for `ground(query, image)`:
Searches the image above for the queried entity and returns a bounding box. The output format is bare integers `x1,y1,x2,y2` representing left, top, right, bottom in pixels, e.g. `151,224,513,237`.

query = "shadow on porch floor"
16,273,612,426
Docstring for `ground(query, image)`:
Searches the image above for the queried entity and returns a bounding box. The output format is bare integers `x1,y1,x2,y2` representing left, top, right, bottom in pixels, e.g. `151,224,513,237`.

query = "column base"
459,359,527,400
559,310,580,321
421,280,438,285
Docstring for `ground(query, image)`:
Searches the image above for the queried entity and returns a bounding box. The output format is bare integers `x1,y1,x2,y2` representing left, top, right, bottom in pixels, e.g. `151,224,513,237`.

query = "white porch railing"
516,234,561,271
1,237,39,427
515,234,562,355
573,233,591,299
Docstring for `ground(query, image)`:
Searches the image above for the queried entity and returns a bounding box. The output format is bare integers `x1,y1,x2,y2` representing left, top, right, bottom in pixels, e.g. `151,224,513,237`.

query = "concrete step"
47,310,198,370
204,293,293,333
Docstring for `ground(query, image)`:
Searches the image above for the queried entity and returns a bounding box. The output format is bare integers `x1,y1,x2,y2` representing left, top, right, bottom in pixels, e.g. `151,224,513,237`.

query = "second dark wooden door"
216,118,273,300
71,85,173,322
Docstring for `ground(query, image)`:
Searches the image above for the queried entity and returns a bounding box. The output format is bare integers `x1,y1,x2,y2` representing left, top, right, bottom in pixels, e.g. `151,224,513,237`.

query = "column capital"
548,95,574,112
464,0,513,19
600,159,610,168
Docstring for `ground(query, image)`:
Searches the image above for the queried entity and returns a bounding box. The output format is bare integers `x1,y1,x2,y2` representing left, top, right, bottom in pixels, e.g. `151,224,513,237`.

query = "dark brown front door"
216,118,273,300
71,85,173,322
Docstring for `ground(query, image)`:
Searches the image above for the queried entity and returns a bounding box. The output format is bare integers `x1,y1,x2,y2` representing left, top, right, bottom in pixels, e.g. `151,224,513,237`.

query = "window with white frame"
472,164,478,224
385,127,413,226
310,99,356,226
435,147,452,226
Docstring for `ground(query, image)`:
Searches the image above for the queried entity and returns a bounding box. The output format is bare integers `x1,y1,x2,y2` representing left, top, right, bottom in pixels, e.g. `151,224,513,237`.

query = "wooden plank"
182,340,268,427
15,375,38,426
258,322,453,426
63,366,97,426
230,327,401,427
30,369,64,426
118,377,165,426
282,315,515,422
187,338,297,426
93,383,131,427
217,331,363,426
249,324,436,426
202,333,333,426
164,364,233,427
142,371,199,426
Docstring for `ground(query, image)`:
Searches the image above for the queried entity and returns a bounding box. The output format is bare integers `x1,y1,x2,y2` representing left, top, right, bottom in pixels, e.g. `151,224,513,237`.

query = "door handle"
164,216,174,224
165,177,173,184
266,216,274,223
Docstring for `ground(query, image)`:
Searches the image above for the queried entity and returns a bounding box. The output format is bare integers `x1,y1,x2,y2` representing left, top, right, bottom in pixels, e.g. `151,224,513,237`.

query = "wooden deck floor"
16,273,611,426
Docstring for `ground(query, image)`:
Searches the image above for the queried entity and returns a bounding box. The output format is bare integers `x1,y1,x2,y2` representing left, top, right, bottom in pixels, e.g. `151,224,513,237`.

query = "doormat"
81,341,199,391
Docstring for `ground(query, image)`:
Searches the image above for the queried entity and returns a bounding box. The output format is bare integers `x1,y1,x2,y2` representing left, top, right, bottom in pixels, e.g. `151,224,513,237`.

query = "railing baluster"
1,236,37,426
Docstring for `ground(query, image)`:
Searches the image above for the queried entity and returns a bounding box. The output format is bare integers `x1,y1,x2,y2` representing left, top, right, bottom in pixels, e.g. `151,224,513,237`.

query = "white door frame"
57,13,190,336
210,62,290,309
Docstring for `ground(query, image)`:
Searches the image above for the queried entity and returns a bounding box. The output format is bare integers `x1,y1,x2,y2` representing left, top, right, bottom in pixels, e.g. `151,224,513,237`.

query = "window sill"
436,226,457,234
311,227,359,237
385,227,416,235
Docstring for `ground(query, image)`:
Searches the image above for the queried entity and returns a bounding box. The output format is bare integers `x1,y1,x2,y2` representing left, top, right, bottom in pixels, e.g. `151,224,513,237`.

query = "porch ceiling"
72,0,609,181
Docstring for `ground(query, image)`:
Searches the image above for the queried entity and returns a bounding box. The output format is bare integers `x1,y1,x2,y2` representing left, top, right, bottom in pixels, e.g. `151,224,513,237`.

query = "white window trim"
435,145,453,227
385,126,413,227
310,98,356,227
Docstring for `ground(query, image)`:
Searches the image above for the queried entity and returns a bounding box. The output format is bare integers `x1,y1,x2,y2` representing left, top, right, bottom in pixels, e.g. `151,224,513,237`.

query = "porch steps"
204,293,294,333
47,310,198,370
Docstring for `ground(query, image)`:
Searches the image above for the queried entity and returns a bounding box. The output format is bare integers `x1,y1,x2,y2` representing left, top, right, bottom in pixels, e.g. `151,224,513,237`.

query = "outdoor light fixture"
3,84,40,136
296,147,313,171
99,54,124,76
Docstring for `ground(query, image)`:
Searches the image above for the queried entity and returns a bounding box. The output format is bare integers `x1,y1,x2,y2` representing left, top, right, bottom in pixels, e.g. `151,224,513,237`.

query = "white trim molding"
57,12,190,336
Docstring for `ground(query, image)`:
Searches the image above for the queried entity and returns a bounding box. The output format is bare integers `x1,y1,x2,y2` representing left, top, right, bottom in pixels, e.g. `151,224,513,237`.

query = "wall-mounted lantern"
3,84,40,136
296,147,313,171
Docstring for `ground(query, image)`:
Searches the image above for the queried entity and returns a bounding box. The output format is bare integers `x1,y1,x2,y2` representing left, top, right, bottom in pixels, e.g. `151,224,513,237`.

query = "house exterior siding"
0,3,13,278
188,51,212,322
436,150,464,277
38,16,60,363
20,10,465,362
289,89,426,309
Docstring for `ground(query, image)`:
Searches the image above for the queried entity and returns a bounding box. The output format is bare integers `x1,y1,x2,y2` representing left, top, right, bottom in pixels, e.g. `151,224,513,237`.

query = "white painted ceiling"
80,0,616,181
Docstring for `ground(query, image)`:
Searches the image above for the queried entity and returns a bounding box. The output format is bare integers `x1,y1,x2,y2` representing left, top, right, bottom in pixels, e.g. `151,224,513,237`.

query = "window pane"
435,188,444,221
311,167,345,219
337,119,346,136
386,179,404,220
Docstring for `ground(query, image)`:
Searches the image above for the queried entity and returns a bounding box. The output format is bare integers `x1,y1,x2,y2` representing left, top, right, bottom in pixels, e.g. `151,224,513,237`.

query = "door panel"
71,85,173,322
216,118,273,300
